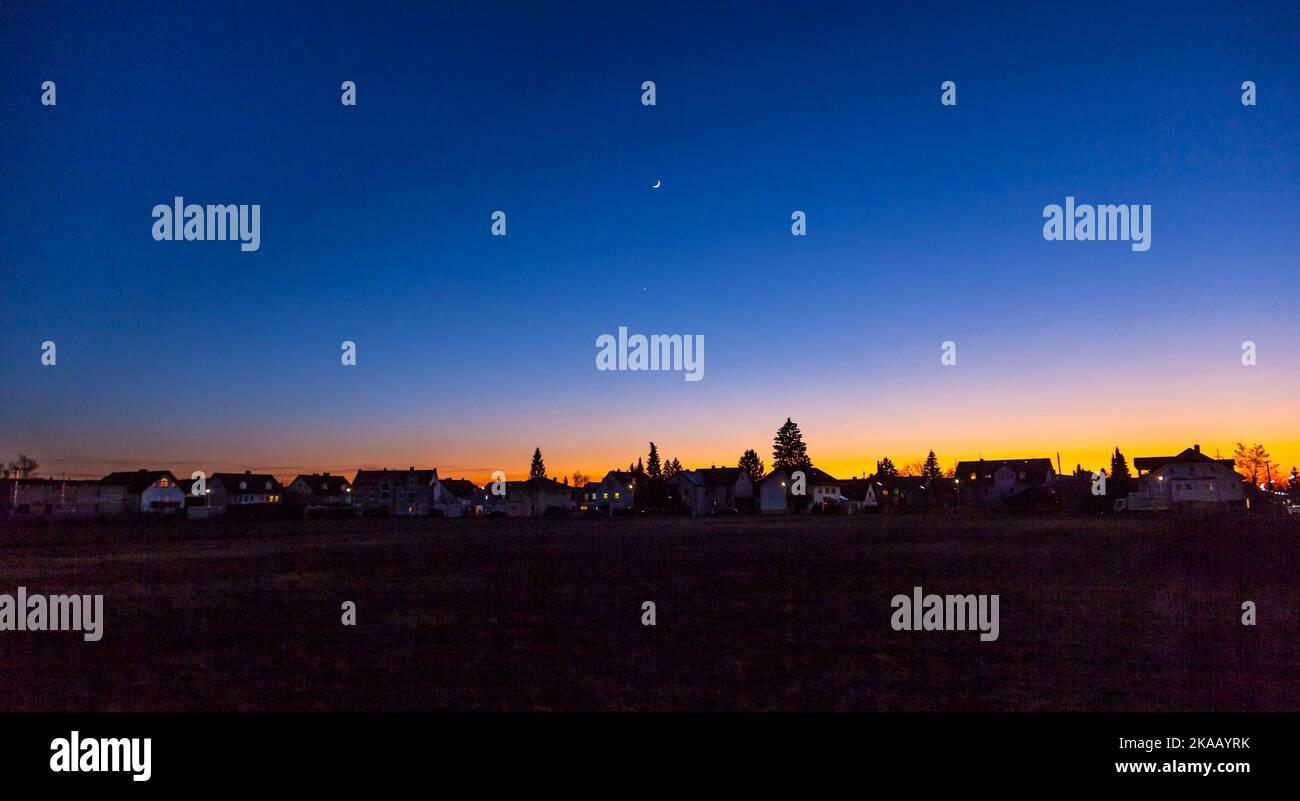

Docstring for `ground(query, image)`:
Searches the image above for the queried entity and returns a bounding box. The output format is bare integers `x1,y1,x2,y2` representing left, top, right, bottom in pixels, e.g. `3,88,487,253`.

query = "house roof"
953,458,1054,483
760,466,840,485
1133,447,1236,472
352,468,438,487
99,470,179,494
438,478,478,498
211,472,283,493
507,477,571,493
291,473,350,495
694,467,748,486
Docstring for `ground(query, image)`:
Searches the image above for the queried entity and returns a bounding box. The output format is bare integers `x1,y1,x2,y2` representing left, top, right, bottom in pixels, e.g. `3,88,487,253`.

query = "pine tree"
1110,447,1131,482
738,449,765,485
647,443,662,479
529,447,546,480
922,450,943,481
772,418,812,470
664,458,682,479
875,457,898,478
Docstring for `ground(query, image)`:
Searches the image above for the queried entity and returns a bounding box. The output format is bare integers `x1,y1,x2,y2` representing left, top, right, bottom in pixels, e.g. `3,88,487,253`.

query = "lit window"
160,478,170,488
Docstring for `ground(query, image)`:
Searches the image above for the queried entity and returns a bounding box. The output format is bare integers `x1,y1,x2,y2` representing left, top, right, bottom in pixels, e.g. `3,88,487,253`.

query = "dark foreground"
1,513,1295,711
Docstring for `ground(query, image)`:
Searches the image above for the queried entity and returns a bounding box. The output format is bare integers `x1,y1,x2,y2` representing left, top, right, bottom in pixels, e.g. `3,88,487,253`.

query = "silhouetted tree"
529,448,546,480
922,450,943,481
738,449,765,486
664,458,683,479
647,443,662,479
1110,448,1131,482
875,457,898,478
772,418,812,470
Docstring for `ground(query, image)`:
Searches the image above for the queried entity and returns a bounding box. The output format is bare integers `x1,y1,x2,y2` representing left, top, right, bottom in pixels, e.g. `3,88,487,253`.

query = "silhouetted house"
1123,445,1246,511
501,477,573,517
287,473,352,506
953,458,1055,506
99,469,186,514
667,471,708,515
208,471,284,513
0,478,124,518
759,467,841,512
692,467,755,513
835,478,875,513
351,467,438,515
434,478,479,517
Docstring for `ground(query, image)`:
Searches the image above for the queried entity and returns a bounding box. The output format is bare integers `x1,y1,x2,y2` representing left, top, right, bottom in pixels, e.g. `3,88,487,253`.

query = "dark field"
1,513,1296,711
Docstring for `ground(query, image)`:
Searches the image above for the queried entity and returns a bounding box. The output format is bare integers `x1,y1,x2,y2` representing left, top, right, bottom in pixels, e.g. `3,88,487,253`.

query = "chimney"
245,470,252,475
1194,444,1201,453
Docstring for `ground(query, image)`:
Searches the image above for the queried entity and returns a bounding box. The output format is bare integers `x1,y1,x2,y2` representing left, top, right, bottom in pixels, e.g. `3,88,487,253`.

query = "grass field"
1,513,1295,711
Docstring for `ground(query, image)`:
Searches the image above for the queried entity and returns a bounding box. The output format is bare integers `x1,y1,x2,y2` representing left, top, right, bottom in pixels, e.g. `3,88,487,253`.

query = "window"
615,492,621,499
159,478,170,488
969,473,977,481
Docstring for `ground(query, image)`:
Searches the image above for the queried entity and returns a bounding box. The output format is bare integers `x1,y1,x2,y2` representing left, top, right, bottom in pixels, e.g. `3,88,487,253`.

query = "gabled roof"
760,466,840,485
506,476,571,493
1133,447,1236,472
100,470,179,494
291,473,350,495
953,458,1054,483
694,467,748,486
438,478,478,498
211,472,283,493
352,467,438,487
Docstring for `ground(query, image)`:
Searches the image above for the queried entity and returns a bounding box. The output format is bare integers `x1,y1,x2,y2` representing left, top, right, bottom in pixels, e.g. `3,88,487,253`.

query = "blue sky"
1,1,1297,480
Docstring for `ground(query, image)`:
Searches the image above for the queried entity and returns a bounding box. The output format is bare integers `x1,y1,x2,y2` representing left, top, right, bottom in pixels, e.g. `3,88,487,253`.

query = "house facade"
1123,445,1246,511
501,477,573,517
208,471,284,512
287,473,353,506
953,458,1055,505
758,467,841,513
351,467,438,515
99,470,186,514
434,478,479,517
0,478,125,518
693,467,754,513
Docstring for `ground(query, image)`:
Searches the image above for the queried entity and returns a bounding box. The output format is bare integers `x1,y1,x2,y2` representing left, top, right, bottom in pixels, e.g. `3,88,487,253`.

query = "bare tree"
1233,442,1270,487
6,454,38,479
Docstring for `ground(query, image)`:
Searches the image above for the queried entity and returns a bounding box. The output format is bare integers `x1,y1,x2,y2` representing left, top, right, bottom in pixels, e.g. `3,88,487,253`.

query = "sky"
1,1,1298,483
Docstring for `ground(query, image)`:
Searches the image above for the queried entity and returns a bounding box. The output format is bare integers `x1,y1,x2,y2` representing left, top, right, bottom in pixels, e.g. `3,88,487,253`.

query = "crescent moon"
652,180,661,189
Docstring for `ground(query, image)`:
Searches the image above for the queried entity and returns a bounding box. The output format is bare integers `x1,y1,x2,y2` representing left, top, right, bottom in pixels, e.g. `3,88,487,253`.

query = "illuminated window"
969,473,977,481
159,478,170,488
603,492,609,499
615,492,620,499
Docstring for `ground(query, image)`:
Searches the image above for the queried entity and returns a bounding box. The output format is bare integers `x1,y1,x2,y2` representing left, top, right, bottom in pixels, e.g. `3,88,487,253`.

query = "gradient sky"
2,1,1298,483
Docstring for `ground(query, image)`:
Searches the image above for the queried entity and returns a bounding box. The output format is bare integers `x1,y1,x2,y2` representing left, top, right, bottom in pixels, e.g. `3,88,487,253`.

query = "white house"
99,470,186,514
758,467,841,513
1123,445,1246,511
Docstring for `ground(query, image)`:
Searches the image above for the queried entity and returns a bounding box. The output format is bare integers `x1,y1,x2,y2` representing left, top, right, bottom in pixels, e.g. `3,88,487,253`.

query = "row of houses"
0,445,1253,520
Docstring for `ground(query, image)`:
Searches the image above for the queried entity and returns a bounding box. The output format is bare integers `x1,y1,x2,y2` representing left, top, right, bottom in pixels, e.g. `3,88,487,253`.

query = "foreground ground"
0,512,1295,711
